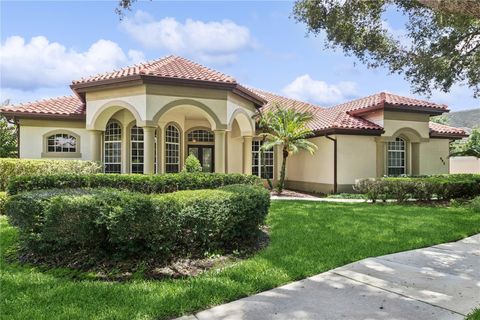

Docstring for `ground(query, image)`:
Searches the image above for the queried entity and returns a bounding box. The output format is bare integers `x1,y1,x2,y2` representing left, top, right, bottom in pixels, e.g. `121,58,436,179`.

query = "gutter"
325,135,337,194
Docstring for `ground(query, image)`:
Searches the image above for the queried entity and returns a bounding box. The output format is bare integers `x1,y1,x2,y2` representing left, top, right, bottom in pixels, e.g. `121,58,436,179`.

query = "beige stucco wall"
450,156,480,174
285,136,334,192
227,120,244,173
337,135,377,185
418,138,450,175
19,119,90,160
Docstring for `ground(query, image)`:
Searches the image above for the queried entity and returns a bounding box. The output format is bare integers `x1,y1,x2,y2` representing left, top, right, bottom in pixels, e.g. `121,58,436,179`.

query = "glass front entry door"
187,145,214,172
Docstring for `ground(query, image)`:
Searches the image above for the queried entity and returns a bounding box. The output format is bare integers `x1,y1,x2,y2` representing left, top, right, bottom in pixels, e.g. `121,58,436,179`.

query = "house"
0,55,468,193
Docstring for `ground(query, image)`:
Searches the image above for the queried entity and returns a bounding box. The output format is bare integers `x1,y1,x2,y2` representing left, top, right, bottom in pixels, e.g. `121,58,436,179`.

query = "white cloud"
120,11,253,64
283,74,358,106
0,36,144,91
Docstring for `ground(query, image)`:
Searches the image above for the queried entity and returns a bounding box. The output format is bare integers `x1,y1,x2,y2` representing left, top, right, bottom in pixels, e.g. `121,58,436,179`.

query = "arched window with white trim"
130,125,144,174
387,137,406,176
104,121,122,174
46,133,77,153
165,124,180,173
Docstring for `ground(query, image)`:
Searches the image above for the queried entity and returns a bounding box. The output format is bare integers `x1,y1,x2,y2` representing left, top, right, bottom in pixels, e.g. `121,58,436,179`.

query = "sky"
1,0,479,111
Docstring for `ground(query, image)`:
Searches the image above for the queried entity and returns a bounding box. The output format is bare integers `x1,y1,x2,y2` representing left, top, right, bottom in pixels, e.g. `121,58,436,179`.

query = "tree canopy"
293,0,480,98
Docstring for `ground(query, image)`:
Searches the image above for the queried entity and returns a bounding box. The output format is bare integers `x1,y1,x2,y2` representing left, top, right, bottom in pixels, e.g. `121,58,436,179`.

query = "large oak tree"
293,0,480,98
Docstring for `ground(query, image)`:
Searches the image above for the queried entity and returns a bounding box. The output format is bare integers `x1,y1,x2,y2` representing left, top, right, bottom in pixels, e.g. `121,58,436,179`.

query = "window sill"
41,152,82,159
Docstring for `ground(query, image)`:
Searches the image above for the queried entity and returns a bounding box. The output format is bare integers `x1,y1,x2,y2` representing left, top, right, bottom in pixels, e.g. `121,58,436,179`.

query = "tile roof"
331,92,448,114
247,87,324,114
429,121,468,137
0,96,85,118
72,55,237,85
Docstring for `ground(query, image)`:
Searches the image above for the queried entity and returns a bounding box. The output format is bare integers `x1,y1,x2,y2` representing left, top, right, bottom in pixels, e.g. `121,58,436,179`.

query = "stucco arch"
152,99,225,130
88,100,144,130
389,127,424,143
228,108,255,136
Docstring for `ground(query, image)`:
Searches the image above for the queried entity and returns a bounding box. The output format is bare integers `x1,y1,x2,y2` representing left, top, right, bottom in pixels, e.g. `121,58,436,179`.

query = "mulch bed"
270,189,323,199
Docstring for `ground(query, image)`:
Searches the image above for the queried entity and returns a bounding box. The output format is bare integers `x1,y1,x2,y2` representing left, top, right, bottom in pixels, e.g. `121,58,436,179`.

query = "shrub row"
0,158,101,191
0,192,7,215
7,172,262,195
5,185,270,260
354,174,480,202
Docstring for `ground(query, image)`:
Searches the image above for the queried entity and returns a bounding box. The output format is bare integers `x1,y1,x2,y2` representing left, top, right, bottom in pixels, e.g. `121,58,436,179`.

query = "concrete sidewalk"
177,234,480,320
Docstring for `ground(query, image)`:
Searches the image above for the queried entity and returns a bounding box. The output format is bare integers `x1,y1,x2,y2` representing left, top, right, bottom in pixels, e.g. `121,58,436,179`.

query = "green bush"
5,185,270,261
7,172,262,195
0,192,7,215
0,158,101,191
471,196,480,213
354,174,480,202
183,154,203,173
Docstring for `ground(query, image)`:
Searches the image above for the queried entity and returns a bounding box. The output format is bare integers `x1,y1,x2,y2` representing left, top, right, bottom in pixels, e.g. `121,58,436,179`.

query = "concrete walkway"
177,234,480,320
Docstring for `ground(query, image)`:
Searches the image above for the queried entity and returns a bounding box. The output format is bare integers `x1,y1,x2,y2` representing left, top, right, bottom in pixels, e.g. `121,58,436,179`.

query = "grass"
1,201,480,320
327,192,366,199
466,308,480,320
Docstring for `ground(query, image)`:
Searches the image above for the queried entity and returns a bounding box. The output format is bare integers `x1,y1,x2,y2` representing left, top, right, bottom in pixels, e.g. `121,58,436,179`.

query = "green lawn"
2,201,480,320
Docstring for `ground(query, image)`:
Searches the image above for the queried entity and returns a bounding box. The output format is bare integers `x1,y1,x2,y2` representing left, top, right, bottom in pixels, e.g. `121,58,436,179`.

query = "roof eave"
314,127,385,136
348,103,447,116
429,132,468,139
0,110,86,121
71,75,266,108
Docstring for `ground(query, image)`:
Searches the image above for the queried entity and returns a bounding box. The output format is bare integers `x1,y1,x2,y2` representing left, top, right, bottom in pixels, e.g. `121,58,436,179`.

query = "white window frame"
104,121,122,174
165,124,181,173
252,140,274,179
387,137,406,176
42,130,81,158
130,125,144,174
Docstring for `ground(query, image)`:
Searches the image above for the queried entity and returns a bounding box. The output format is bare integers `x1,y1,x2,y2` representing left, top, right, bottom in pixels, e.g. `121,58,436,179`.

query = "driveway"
177,234,480,320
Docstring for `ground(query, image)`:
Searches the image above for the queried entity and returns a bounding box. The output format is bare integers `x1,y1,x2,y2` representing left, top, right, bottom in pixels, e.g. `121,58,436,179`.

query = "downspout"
325,135,337,194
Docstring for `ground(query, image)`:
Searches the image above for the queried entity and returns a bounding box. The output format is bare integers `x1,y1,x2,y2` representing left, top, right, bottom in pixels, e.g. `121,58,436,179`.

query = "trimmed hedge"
0,158,101,191
0,192,7,215
354,174,480,203
5,185,270,260
7,172,262,195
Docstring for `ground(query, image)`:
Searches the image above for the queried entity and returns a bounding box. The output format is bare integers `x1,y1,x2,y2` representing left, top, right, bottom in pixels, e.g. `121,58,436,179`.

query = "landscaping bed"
4,184,270,279
2,200,480,320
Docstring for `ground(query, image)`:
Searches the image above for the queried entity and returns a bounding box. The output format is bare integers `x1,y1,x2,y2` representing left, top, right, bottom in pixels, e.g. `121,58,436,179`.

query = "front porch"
86,97,259,176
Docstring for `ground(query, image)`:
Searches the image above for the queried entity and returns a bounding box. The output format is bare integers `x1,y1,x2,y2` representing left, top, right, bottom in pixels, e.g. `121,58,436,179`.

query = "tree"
183,154,203,172
293,0,480,98
450,128,480,158
259,105,317,193
431,114,449,125
0,114,17,158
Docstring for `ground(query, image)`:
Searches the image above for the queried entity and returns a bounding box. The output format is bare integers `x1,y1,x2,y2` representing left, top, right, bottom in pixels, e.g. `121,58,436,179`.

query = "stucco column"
243,136,253,175
214,130,226,173
143,126,156,175
89,130,102,163
375,140,385,177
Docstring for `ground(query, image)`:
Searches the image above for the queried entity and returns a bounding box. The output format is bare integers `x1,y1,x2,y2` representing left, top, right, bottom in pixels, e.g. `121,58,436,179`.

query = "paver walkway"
177,234,480,320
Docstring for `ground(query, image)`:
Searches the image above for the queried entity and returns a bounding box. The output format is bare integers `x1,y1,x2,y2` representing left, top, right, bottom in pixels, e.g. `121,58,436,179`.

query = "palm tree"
259,105,317,193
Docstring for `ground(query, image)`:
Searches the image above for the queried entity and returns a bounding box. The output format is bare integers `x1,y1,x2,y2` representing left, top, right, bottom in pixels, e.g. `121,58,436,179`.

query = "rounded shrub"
5,185,270,262
0,158,101,191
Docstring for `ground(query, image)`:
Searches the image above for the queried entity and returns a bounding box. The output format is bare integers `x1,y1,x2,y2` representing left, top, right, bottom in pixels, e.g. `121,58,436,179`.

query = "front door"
187,145,214,172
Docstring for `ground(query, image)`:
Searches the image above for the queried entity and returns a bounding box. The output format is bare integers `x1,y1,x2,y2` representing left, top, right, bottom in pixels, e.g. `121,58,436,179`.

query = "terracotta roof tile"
72,55,237,85
0,96,85,118
429,121,468,137
247,87,324,114
331,92,448,114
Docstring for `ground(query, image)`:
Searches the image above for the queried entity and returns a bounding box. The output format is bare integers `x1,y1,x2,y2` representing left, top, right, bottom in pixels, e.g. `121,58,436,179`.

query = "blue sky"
1,0,478,111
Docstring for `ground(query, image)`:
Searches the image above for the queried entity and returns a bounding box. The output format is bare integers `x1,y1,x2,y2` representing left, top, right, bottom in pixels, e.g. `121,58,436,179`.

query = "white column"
243,136,252,175
214,130,226,173
89,130,102,163
143,127,156,175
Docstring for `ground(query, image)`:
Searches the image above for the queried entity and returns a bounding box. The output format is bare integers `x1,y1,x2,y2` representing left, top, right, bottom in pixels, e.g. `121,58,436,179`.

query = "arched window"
47,133,77,153
104,121,122,174
187,129,214,142
131,125,144,174
387,137,406,176
165,124,180,173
